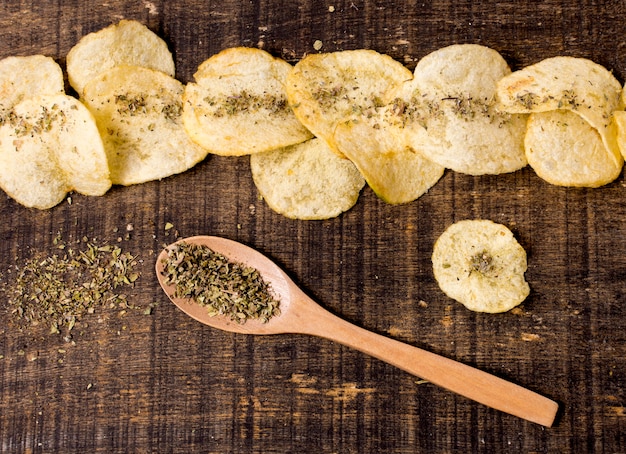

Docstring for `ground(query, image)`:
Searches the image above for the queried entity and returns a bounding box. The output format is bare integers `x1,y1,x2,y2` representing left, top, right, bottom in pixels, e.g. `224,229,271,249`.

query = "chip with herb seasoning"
432,219,530,313
182,47,312,156
285,49,413,157
82,65,208,185
285,49,444,204
67,19,175,96
496,56,622,137
0,55,65,117
496,56,623,186
397,44,528,175
332,117,444,204
0,94,111,209
250,137,365,219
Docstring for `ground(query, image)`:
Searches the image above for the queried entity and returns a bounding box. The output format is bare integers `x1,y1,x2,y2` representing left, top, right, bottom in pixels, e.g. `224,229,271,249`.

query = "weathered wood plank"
0,1,625,452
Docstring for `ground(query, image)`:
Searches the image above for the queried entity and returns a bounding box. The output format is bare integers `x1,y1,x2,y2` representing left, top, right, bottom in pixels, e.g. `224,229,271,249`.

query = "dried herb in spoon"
160,242,280,324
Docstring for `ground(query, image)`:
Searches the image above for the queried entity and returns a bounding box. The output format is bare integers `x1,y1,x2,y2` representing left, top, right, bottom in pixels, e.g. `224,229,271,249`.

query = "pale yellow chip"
67,20,175,95
613,88,626,161
332,117,444,205
524,110,622,187
284,49,442,204
82,65,208,186
250,138,365,219
396,44,527,175
496,56,622,133
0,94,111,209
497,55,623,168
182,47,312,156
285,49,413,155
432,220,530,313
614,110,626,159
0,55,64,116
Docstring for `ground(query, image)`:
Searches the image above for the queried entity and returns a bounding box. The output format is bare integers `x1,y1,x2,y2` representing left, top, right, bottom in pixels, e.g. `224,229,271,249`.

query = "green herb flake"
470,250,494,274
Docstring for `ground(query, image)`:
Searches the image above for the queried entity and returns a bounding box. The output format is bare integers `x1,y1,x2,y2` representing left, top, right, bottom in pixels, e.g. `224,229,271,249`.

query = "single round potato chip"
0,94,111,209
0,55,64,116
82,65,208,186
432,219,530,313
332,117,444,204
524,110,623,187
285,49,413,155
182,47,312,156
250,138,365,219
398,44,527,175
67,20,175,95
496,56,622,135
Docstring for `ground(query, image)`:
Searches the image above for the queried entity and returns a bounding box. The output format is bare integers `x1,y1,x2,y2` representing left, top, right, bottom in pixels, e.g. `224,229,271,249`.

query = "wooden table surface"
1,1,625,452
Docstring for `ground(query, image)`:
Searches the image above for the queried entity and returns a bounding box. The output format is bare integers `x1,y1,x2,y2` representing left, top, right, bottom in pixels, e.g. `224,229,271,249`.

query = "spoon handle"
288,287,559,427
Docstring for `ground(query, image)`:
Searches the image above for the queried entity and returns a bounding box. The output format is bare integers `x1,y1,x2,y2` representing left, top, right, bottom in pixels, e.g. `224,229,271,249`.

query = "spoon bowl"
156,235,294,335
156,235,559,427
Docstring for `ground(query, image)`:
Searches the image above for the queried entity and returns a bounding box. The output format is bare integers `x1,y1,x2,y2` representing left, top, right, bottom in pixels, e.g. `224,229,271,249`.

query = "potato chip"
524,110,622,187
397,44,528,175
284,49,442,204
332,117,444,204
82,65,208,185
285,49,413,155
182,47,312,156
250,138,365,219
496,55,623,168
612,87,626,160
0,94,111,209
496,56,622,135
432,219,530,313
67,20,175,95
0,55,64,116
614,110,626,159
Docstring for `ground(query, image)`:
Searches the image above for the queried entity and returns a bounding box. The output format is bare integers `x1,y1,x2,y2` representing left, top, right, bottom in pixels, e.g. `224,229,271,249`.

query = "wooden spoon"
155,235,559,427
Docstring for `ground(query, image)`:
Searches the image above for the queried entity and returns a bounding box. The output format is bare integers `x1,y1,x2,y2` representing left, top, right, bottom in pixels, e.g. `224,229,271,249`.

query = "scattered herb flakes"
311,84,348,109
160,242,280,324
203,90,289,118
557,89,580,109
3,236,142,334
470,250,494,274
115,93,148,116
514,89,580,111
3,103,68,138
113,91,182,122
515,92,541,110
161,102,183,121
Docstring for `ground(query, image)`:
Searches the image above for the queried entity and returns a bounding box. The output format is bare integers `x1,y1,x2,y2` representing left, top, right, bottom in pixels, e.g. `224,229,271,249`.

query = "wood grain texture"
0,0,625,452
